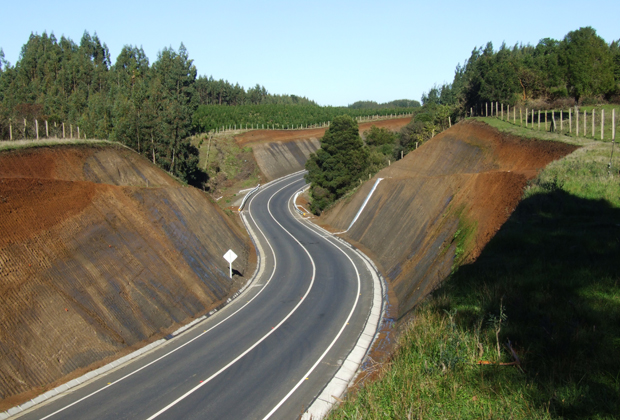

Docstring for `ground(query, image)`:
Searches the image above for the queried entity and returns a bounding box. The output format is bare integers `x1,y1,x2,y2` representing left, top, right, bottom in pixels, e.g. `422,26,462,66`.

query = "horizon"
1,0,618,106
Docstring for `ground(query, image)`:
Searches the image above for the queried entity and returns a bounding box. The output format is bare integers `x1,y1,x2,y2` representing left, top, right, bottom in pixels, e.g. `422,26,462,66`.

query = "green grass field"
327,118,620,419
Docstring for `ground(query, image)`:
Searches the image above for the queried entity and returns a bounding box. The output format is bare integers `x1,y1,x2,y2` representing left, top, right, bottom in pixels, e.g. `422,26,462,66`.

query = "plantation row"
192,104,417,133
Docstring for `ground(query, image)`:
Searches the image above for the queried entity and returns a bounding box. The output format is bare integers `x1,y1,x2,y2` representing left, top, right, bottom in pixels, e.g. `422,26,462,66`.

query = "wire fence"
470,101,617,142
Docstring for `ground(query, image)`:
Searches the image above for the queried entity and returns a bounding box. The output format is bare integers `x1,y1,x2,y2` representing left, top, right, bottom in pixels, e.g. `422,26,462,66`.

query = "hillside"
0,144,252,409
235,117,412,182
318,119,577,318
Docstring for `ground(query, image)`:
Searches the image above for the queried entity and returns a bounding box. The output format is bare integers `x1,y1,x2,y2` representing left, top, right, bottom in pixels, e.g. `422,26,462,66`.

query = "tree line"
193,103,419,133
423,27,620,113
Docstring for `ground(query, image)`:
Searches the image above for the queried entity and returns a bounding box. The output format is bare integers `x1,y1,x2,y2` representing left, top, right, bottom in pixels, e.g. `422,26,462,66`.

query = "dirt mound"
320,120,577,318
0,146,252,407
236,117,412,181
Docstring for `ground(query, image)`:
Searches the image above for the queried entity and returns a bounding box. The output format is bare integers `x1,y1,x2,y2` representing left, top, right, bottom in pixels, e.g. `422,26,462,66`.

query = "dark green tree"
559,27,615,100
305,115,369,214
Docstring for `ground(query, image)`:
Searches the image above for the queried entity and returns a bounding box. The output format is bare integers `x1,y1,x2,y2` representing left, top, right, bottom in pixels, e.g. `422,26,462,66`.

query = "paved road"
17,172,377,420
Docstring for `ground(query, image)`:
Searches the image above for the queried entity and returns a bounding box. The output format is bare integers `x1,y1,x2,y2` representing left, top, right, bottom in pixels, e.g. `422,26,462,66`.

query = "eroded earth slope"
0,145,251,407
320,120,578,318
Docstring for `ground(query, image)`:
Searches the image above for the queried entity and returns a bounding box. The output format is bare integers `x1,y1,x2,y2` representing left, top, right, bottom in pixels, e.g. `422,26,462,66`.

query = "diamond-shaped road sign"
223,249,237,278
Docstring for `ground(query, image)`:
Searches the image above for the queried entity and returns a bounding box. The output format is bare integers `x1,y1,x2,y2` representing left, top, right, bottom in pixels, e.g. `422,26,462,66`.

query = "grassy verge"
189,131,261,208
486,105,619,143
0,138,116,152
328,119,620,419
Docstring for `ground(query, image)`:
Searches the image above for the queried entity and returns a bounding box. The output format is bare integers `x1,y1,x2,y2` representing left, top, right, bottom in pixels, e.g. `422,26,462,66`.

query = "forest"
423,26,620,113
0,32,418,184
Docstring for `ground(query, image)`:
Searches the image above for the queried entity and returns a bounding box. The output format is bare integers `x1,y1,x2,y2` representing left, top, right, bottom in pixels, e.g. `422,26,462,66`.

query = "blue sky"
0,0,618,106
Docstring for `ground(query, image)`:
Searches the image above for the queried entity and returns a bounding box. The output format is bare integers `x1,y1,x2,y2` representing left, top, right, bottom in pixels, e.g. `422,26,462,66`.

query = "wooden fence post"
525,108,528,127
533,110,535,130
569,109,572,133
486,102,488,117
36,119,39,140
24,118,27,139
9,119,12,140
77,126,80,139
501,103,504,120
449,116,451,127
520,108,523,125
538,110,541,130
560,110,563,132
584,110,587,136
601,109,604,140
63,123,65,138
576,108,579,136
612,109,616,142
45,120,49,138
592,109,595,138
545,111,547,131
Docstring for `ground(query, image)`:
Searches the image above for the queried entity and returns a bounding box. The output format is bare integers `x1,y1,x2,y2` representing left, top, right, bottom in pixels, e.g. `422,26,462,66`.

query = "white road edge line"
144,178,318,420
31,174,298,420
290,183,386,420
260,181,363,420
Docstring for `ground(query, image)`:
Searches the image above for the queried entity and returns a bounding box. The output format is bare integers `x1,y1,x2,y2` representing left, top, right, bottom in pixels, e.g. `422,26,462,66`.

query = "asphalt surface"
17,172,376,420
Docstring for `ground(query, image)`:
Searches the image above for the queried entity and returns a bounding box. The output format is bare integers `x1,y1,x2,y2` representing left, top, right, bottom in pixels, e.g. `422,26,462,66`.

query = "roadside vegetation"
304,104,456,214
327,118,620,419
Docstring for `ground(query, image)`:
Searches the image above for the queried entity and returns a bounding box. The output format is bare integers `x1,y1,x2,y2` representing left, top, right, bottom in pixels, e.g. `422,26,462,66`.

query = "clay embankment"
236,117,412,181
0,145,251,407
320,120,578,318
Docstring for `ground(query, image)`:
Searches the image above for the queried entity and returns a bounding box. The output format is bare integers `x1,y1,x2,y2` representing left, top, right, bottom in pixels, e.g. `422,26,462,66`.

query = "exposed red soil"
237,117,412,182
0,146,253,409
235,117,412,147
319,120,578,317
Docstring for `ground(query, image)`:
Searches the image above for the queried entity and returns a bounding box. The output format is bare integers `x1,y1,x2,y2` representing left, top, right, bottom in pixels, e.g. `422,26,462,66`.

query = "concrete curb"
299,218,387,419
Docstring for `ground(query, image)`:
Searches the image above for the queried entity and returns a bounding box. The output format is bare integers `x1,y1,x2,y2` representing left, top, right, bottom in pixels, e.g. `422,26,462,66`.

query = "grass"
0,138,116,152
488,105,619,143
327,118,620,419
189,131,261,208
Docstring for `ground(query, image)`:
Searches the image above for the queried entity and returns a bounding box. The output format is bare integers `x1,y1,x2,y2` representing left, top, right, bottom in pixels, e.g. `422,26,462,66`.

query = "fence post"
45,120,49,138
70,124,73,139
538,110,541,130
520,108,523,125
486,102,488,117
78,126,80,139
569,109,572,134
560,110,563,132
601,109,605,140
36,119,39,140
9,119,12,140
584,110,587,136
24,118,27,139
63,123,65,138
576,108,579,136
502,103,504,120
533,109,535,130
612,109,616,142
449,116,451,127
470,107,473,117
525,108,528,127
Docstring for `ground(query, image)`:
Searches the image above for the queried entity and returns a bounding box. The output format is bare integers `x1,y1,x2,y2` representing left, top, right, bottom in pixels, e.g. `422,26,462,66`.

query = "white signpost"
223,249,238,279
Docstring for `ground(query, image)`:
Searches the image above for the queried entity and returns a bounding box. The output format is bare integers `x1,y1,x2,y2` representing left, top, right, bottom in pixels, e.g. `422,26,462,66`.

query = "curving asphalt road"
15,172,379,420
